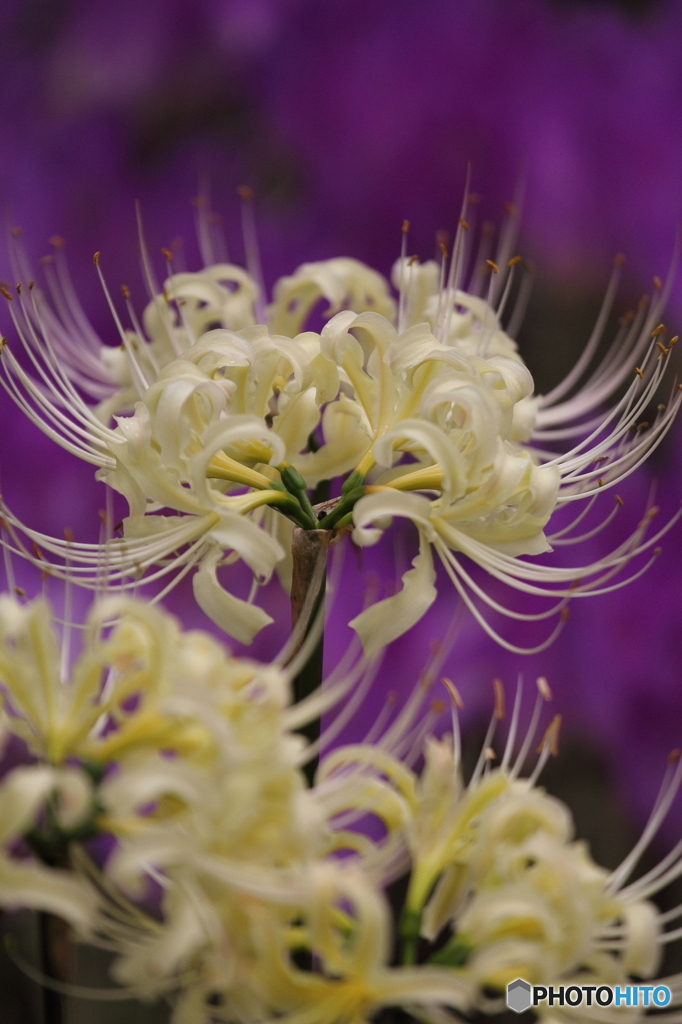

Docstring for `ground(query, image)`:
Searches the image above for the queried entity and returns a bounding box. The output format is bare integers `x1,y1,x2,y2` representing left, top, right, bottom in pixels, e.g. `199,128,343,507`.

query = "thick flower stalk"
1,205,680,653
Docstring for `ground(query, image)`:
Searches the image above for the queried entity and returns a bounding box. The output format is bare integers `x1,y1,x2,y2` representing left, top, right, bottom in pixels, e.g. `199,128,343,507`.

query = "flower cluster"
1,207,679,654
0,594,680,1024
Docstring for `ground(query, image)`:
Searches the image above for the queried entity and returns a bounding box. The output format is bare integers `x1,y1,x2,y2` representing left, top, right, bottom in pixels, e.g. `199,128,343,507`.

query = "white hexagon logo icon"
507,978,532,1013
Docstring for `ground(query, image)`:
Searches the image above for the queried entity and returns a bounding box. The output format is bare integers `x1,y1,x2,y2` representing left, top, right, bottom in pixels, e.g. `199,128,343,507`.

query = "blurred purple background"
1,0,682,839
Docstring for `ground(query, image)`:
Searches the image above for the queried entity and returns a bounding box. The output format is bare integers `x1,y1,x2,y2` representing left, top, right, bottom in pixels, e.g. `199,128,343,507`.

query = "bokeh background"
1,0,682,1018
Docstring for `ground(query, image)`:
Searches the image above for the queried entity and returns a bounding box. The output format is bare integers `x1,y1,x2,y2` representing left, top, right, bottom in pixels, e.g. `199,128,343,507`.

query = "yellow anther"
536,676,552,700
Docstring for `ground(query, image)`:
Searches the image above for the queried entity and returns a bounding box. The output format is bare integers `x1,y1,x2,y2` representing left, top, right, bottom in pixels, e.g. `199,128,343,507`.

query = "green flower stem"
279,466,320,527
39,912,68,1024
260,485,317,530
399,906,423,966
289,528,331,785
316,486,365,531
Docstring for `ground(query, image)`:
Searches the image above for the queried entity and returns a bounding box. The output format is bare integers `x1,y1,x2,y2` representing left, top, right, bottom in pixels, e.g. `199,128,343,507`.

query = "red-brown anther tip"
653,275,663,290
431,699,446,715
442,677,464,709
493,678,505,720
237,185,254,201
615,495,624,506
504,201,517,216
64,527,74,543
635,367,645,379
121,285,131,299
0,337,7,353
458,217,470,230
613,252,626,267
49,235,65,250
560,607,570,623
9,226,22,238
546,715,562,756
15,283,21,295
93,252,100,266
654,547,662,556
667,749,681,765
467,192,481,205
14,587,25,597
508,255,522,267
401,219,410,234
486,259,499,273
0,287,13,301
161,248,172,261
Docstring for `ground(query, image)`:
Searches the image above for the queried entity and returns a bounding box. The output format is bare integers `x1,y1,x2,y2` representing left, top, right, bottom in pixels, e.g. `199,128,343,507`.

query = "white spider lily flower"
243,863,472,1024
0,591,311,768
411,681,682,1019
321,675,682,1020
2,221,389,422
2,208,680,654
267,256,397,337
344,307,681,653
0,763,96,931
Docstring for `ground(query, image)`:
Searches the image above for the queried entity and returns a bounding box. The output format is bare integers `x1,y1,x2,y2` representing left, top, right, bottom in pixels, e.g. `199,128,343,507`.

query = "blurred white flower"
0,763,96,931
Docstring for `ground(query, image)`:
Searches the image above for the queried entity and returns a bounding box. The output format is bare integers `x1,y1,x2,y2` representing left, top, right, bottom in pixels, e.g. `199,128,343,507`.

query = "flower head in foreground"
0,588,468,1022
1,199,680,652
1,590,681,1024
322,675,682,1020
